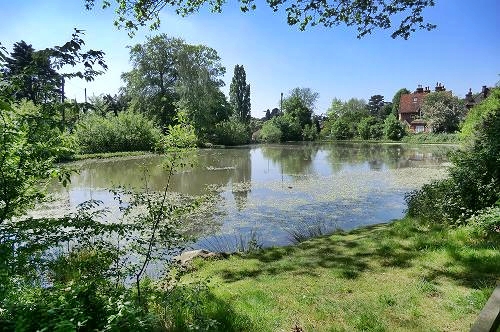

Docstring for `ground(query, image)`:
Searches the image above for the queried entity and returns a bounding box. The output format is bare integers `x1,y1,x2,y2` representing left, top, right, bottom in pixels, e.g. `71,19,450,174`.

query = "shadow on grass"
162,283,256,331
216,220,500,290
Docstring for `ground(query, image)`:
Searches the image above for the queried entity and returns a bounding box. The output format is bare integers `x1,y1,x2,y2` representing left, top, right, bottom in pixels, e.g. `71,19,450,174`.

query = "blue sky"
1,0,499,117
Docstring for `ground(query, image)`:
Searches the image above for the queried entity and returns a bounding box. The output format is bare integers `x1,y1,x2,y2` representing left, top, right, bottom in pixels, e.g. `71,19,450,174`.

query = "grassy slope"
180,218,499,331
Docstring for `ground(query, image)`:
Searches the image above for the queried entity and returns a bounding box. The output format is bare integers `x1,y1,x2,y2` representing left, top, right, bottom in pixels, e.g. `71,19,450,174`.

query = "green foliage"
175,44,229,140
282,87,318,130
0,100,73,223
326,97,343,119
406,178,462,223
330,117,355,140
319,117,334,139
74,110,163,154
258,119,282,143
378,102,393,119
213,118,251,146
274,114,302,141
301,123,318,141
422,91,466,133
468,206,500,239
1,29,107,104
229,64,251,123
122,35,183,127
367,94,385,117
401,132,460,144
122,34,228,134
84,0,437,39
383,113,406,140
460,88,500,140
358,116,383,140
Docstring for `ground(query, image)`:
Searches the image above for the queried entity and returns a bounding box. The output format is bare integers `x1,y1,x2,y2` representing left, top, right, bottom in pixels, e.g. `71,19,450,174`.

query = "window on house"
413,97,418,103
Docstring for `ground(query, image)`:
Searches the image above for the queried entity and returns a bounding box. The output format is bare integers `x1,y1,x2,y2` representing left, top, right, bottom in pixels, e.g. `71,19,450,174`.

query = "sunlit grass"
179,218,500,331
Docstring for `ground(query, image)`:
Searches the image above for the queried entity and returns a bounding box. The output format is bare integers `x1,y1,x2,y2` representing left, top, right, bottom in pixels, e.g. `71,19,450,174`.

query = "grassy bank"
179,218,499,331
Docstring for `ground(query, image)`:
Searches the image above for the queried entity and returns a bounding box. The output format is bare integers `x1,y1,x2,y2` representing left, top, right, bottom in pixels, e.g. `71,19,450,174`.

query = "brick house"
398,83,449,133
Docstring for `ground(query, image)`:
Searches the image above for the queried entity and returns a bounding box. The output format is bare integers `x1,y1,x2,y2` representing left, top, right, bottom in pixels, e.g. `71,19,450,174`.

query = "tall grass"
401,132,460,144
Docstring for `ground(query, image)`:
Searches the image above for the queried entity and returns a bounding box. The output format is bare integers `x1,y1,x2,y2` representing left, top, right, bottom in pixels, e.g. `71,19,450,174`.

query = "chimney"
482,85,489,98
466,88,473,101
435,83,446,92
416,84,424,93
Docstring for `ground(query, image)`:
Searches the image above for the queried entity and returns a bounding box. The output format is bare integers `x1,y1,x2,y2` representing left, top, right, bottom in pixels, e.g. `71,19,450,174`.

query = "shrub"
259,119,282,143
358,116,383,140
74,111,162,154
406,178,466,223
331,117,355,140
213,118,251,146
302,123,318,141
383,114,406,141
468,206,500,239
274,114,302,141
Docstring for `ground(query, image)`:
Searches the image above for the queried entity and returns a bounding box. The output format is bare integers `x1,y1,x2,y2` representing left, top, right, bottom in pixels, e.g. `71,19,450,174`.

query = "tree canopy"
282,87,318,128
121,34,228,136
422,92,466,133
84,0,436,39
1,29,107,105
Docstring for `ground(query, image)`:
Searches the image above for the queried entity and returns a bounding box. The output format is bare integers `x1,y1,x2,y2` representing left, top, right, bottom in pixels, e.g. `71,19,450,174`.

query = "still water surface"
45,142,456,250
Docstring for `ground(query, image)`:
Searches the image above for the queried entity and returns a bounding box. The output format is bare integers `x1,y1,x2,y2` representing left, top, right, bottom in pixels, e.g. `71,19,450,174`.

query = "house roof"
399,90,453,114
399,93,427,114
465,87,491,108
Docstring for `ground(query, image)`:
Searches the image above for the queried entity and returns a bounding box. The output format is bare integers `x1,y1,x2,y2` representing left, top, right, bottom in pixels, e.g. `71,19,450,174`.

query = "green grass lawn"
178,218,499,331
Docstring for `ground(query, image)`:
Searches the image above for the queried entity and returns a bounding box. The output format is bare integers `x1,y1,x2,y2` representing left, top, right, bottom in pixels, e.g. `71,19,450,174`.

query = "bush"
331,117,355,140
358,116,383,140
383,114,406,141
74,111,162,154
274,114,302,141
259,120,282,143
406,178,465,223
468,206,500,239
302,123,318,141
213,118,251,146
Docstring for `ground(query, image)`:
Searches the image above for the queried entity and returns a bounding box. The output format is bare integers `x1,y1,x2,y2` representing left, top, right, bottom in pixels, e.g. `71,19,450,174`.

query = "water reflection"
260,144,319,176
45,143,456,249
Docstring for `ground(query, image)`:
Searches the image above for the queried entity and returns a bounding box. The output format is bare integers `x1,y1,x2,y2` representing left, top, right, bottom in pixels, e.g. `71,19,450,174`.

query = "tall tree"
121,35,184,127
229,64,251,123
84,0,436,39
122,34,228,136
367,94,385,117
2,42,61,104
392,88,410,118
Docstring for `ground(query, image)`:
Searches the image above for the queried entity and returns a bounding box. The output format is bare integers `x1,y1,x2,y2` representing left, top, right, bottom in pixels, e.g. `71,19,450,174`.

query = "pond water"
43,142,456,251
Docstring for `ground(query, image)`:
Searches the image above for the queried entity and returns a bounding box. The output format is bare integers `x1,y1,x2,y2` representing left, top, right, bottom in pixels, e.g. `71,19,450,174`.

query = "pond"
42,142,456,251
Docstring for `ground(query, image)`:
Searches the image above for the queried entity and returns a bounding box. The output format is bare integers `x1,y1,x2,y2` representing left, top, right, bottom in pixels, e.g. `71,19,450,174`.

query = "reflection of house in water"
396,149,449,168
